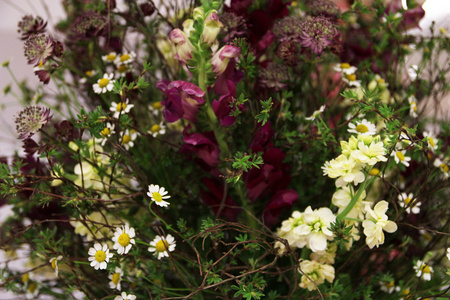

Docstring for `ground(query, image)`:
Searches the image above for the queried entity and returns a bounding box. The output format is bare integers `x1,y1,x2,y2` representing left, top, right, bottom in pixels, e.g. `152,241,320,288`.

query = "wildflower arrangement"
1,0,449,299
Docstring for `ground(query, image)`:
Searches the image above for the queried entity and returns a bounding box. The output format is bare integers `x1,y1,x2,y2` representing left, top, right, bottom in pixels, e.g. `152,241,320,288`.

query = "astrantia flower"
305,105,325,121
391,149,411,167
398,193,421,214
110,99,134,119
299,16,339,56
342,73,361,87
109,267,123,290
114,51,136,66
220,12,247,43
298,260,335,291
102,52,117,63
23,34,55,66
423,131,438,152
307,0,340,18
120,129,138,150
112,224,136,255
114,292,136,300
18,15,47,40
413,260,433,281
362,200,397,249
15,106,52,139
348,119,376,136
93,73,115,94
72,12,108,39
148,234,176,259
333,63,357,74
49,255,62,276
147,184,171,207
408,96,418,118
259,62,290,90
88,243,113,270
148,122,166,138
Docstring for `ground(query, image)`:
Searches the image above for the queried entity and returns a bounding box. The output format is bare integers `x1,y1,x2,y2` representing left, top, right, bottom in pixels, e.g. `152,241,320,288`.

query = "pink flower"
182,129,220,167
169,28,194,64
211,45,240,75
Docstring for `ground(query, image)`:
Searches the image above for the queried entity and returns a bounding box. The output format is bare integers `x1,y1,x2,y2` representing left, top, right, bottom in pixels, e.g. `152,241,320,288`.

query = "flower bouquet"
1,0,449,299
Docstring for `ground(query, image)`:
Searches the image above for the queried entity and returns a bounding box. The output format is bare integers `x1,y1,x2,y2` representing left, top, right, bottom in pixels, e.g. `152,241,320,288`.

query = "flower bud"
211,45,240,75
193,7,204,21
182,19,195,37
169,28,194,64
202,11,223,45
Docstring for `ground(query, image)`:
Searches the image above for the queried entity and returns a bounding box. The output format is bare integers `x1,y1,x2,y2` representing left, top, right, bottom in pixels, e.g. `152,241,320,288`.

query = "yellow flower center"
122,135,132,144
402,288,410,296
421,264,431,274
112,272,121,285
22,273,30,284
155,239,169,252
151,124,161,133
95,250,107,262
116,102,127,112
51,259,57,269
152,102,162,109
130,129,136,134
98,78,110,88
386,281,394,288
369,168,380,176
28,282,37,293
440,28,447,34
120,54,131,62
427,137,435,147
118,233,130,247
117,64,129,73
38,61,44,68
345,73,356,81
106,53,116,61
396,151,406,161
355,124,369,133
340,63,351,69
85,70,93,76
404,197,412,205
152,192,162,202
411,102,417,111
101,127,111,137
440,163,449,173
377,77,385,84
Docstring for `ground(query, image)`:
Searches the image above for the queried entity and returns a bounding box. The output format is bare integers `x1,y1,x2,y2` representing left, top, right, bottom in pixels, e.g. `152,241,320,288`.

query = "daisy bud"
169,28,194,64
202,11,223,45
211,45,240,75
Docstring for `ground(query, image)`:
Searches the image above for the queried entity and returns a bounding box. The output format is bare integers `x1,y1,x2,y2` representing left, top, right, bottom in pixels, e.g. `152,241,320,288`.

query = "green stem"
148,201,172,230
337,174,376,220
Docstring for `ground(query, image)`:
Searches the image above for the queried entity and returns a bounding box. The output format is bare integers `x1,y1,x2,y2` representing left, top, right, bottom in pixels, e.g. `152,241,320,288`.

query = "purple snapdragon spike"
169,28,194,64
182,130,220,167
263,189,298,228
14,106,52,140
211,45,241,75
212,80,240,126
203,11,223,45
23,34,57,67
17,15,47,40
156,80,205,123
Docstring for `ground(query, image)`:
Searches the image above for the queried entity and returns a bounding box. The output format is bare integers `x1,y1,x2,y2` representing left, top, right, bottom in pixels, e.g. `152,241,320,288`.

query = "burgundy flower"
258,62,289,90
299,16,339,56
249,122,274,153
156,80,205,123
182,129,221,167
263,189,298,228
17,15,47,40
273,17,303,41
306,0,340,18
23,34,57,66
220,12,247,43
201,178,241,221
14,106,52,140
72,12,108,39
54,120,79,141
22,138,39,157
34,69,51,84
385,1,425,30
212,80,240,126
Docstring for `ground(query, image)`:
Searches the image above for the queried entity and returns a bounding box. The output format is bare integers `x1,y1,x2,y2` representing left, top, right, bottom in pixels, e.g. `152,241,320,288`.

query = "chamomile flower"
120,129,138,150
348,119,376,136
342,73,361,87
413,260,433,281
408,96,418,118
149,101,163,116
114,292,136,300
97,122,115,146
80,69,98,84
26,281,39,299
147,184,171,207
379,280,396,294
408,64,419,80
398,193,421,214
109,267,123,290
423,131,439,152
305,105,325,121
112,224,136,255
148,122,166,137
148,234,176,259
114,51,136,65
433,157,449,178
49,255,62,276
110,99,134,119
115,63,130,78
392,149,411,167
88,243,113,270
333,62,357,74
102,52,117,63
93,73,115,94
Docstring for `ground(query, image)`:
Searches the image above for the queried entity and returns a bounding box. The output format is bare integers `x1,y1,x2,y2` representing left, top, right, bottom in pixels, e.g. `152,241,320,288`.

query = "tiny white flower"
102,52,117,63
93,73,115,94
147,184,171,207
120,129,138,150
379,280,396,294
148,122,166,137
115,63,131,78
109,267,123,291
398,193,421,214
112,224,136,255
88,243,113,270
433,157,449,178
391,149,411,167
362,200,397,249
114,292,136,300
80,69,98,84
148,234,176,259
333,63,357,74
423,131,438,152
413,260,433,281
114,51,136,65
348,119,376,136
408,64,419,80
342,73,361,87
110,99,134,119
26,281,39,299
49,255,63,276
149,101,163,116
96,122,115,146
305,105,325,121
408,96,418,118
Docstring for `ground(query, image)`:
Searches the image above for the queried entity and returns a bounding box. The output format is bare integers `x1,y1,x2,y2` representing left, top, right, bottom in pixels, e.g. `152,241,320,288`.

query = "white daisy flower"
149,101,163,116
333,63,357,74
112,224,136,255
147,184,171,207
49,255,63,276
80,69,98,84
148,122,166,138
110,99,134,119
26,281,39,299
398,192,421,214
88,243,113,270
114,51,136,65
109,267,123,291
423,131,438,152
433,157,450,178
413,260,433,281
114,292,136,300
93,73,115,94
379,280,396,294
408,65,419,80
96,123,115,146
102,52,117,63
305,105,325,121
392,149,411,167
408,96,418,118
348,119,376,136
120,129,138,150
148,234,176,259
342,73,361,87
115,63,130,78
